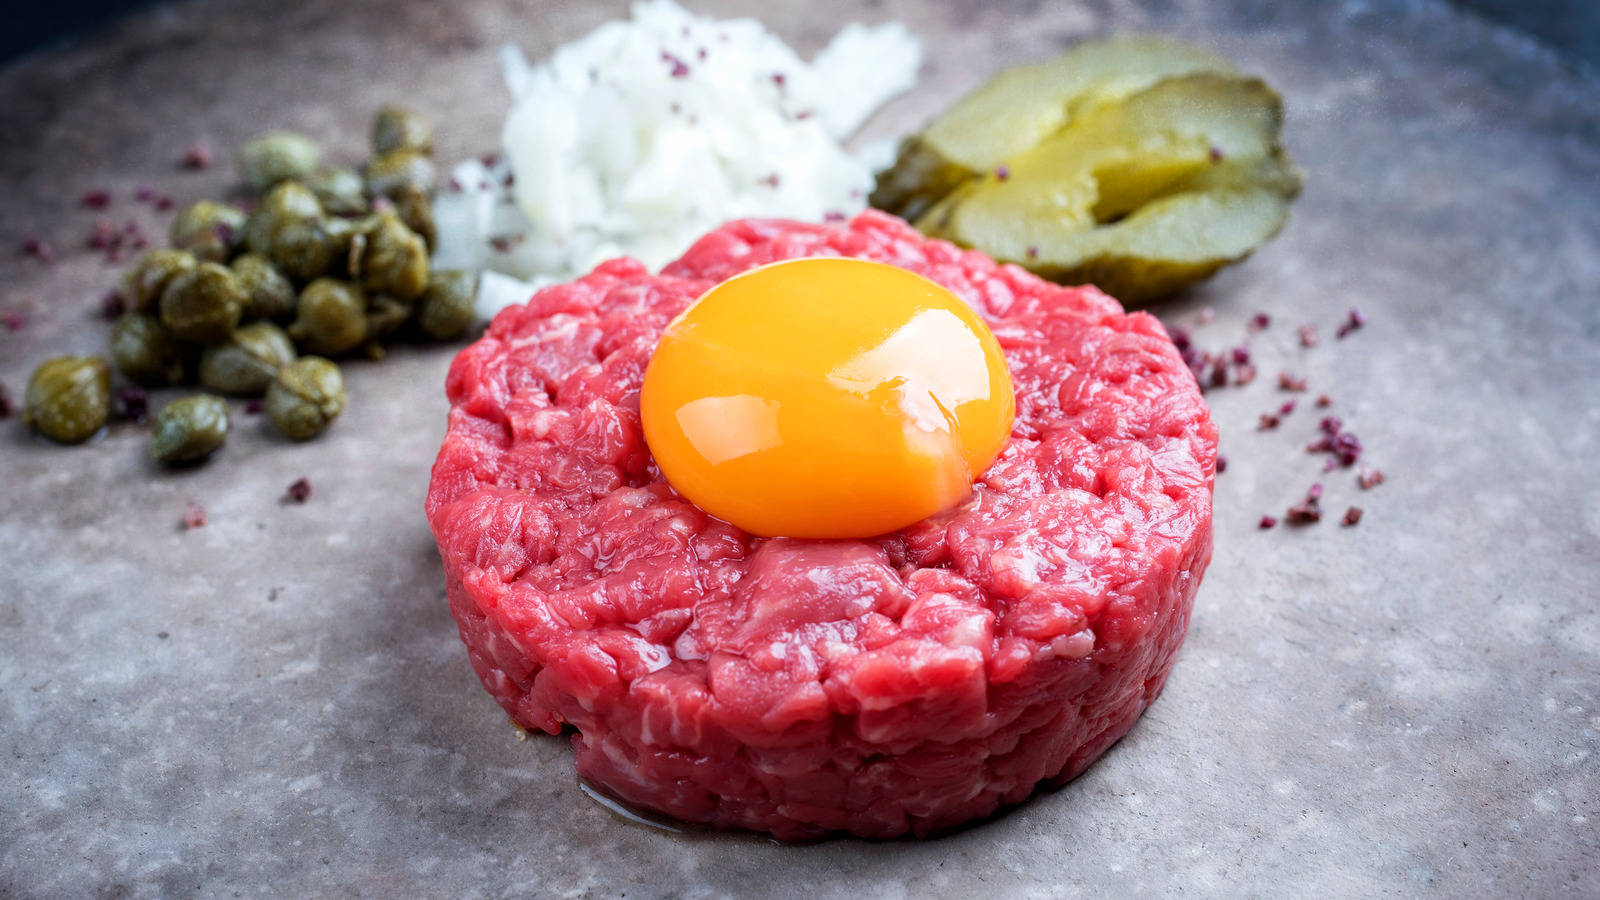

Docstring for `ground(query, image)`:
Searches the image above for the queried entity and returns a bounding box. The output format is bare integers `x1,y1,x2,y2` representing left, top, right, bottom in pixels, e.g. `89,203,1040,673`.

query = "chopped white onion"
433,0,921,320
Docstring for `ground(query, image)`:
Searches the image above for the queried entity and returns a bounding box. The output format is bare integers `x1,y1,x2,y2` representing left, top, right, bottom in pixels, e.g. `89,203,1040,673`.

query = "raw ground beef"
426,210,1217,840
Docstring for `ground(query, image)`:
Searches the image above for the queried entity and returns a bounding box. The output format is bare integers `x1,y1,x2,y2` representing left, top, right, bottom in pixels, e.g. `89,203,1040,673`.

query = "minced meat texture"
426,210,1217,840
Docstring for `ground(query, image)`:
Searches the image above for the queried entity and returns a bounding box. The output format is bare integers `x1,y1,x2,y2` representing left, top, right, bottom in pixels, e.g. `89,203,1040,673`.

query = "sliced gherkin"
873,37,1301,302
872,35,1237,222
903,71,1301,303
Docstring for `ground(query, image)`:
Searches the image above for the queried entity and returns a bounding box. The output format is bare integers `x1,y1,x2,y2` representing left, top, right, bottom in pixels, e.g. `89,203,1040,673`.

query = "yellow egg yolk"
640,257,1015,539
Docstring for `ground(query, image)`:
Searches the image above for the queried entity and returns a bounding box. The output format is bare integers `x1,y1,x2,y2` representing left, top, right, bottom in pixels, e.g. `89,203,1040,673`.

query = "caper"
245,181,324,257
169,200,246,263
288,279,367,356
320,217,360,278
150,394,230,464
121,249,197,313
231,253,296,321
23,356,111,445
359,212,428,300
392,184,436,249
110,313,185,386
363,293,413,341
364,149,435,199
417,269,477,341
305,168,369,217
371,106,434,157
199,322,296,396
259,180,325,222
159,262,245,344
238,131,321,192
266,356,345,441
268,218,337,282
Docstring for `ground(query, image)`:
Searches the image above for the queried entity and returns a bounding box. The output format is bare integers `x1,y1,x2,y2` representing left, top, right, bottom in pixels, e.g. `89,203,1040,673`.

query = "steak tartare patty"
426,210,1217,840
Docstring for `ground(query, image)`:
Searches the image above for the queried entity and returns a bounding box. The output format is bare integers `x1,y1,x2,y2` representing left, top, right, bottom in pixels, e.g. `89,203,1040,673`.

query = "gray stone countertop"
1,0,1596,896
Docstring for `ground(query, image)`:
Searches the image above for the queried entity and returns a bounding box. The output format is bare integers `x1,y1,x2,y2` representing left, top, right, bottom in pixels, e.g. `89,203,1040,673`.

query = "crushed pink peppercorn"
21,237,55,263
285,478,312,503
1308,425,1364,467
182,141,213,170
80,189,111,209
1341,506,1363,526
1209,360,1229,389
111,386,148,423
1215,455,1228,474
1284,484,1325,525
2,309,25,331
244,399,265,415
99,290,127,319
87,219,116,250
994,165,1010,181
1285,501,1321,525
661,51,690,78
123,220,150,250
1358,466,1386,489
1336,307,1366,339
1332,432,1363,465
135,184,157,202
489,234,527,253
1158,305,1378,529
182,502,207,530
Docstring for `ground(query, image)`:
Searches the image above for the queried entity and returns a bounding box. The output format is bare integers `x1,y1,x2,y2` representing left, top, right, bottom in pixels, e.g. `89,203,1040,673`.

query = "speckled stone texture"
0,0,1596,897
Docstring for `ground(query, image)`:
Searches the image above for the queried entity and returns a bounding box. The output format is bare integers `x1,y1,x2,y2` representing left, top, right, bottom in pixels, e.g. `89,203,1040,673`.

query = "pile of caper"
21,106,479,465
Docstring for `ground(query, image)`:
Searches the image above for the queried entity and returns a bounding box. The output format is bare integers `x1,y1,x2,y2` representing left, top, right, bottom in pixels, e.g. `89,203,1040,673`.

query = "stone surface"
1,0,1597,897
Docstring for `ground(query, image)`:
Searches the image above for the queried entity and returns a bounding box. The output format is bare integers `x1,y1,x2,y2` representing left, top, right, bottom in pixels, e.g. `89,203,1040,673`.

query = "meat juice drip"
576,778,685,835
574,779,784,845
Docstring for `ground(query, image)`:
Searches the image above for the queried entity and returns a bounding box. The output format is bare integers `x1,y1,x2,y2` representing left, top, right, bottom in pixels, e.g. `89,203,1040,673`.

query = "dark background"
2,0,1598,68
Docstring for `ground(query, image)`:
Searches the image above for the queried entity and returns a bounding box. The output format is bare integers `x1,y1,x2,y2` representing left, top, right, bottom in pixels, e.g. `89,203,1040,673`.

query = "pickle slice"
873,38,1301,302
908,73,1301,303
871,35,1237,222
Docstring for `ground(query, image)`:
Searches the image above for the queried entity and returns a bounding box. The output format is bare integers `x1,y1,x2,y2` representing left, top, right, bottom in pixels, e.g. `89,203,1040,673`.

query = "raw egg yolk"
640,257,1015,539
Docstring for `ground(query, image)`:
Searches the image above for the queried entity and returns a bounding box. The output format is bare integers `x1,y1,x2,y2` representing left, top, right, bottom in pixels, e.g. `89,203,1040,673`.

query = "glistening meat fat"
426,210,1217,840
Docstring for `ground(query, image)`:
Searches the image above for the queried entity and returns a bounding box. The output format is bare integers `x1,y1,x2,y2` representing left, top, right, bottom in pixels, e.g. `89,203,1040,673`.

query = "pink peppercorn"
182,141,214,170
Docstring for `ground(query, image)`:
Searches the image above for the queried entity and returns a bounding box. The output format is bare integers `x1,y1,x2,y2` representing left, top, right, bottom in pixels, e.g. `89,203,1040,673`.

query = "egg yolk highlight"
640,257,1015,539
